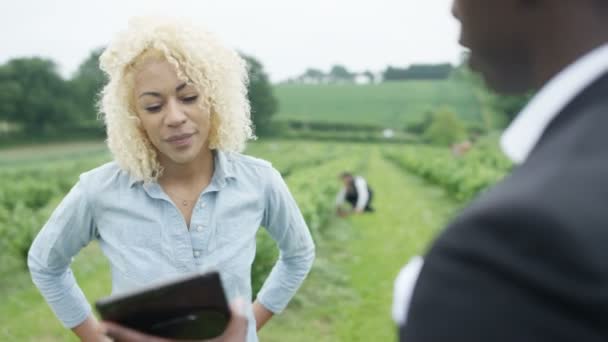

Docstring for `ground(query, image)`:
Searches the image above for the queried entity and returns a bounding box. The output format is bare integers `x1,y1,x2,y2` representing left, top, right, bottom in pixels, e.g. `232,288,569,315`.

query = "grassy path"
260,149,458,341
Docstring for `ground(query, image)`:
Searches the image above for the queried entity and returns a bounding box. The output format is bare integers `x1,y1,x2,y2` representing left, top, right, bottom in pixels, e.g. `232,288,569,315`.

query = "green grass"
259,149,458,341
274,80,481,127
0,244,111,341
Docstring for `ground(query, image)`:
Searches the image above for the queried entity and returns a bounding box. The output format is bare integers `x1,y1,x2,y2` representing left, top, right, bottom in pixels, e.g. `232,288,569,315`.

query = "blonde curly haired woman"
28,17,315,342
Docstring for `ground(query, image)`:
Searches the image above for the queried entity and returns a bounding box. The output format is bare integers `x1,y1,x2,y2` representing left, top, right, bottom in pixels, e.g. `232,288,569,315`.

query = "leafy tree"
0,58,76,133
328,65,354,83
423,108,468,146
241,54,278,135
383,64,453,81
69,47,107,125
301,68,325,84
383,66,409,81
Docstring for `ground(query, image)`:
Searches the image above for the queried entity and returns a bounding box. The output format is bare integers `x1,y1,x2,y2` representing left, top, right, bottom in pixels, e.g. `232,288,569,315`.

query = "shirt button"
200,202,206,209
193,250,201,258
196,225,204,232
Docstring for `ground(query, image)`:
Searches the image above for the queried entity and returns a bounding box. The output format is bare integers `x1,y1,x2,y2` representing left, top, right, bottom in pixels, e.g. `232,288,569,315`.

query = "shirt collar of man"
501,43,608,164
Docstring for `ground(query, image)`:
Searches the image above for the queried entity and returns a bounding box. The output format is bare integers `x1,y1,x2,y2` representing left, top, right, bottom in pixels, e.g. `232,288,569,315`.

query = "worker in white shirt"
335,172,374,217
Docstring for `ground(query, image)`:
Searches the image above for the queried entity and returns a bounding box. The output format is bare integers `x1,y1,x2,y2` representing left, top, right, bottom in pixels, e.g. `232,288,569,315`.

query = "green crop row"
384,141,511,203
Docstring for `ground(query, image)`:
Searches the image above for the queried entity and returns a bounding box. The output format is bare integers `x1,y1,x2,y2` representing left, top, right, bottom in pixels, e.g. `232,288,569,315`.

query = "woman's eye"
145,105,162,113
182,95,198,103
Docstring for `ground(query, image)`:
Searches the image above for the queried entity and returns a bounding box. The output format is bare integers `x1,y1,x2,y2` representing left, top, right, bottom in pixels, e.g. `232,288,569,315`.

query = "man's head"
452,0,608,94
340,172,354,187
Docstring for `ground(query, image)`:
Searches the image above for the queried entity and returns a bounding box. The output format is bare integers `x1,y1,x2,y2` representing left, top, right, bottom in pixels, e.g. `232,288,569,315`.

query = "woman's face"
132,58,212,167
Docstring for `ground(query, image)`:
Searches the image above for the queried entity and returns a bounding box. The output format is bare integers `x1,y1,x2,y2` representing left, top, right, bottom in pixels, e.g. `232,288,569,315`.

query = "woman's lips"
166,133,194,147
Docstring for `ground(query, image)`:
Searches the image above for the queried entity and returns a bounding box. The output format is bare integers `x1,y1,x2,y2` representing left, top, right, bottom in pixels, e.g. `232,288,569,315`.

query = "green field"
0,138,508,341
274,80,482,127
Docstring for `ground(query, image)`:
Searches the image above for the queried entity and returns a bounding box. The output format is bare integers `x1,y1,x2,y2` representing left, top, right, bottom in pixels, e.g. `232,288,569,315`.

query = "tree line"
0,49,278,142
284,63,455,84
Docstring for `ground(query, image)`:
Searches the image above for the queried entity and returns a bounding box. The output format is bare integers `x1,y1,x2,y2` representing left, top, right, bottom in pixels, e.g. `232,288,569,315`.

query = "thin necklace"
164,189,199,207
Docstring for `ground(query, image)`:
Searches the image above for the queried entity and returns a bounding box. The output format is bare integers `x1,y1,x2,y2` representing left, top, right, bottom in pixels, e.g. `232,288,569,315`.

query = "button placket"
163,201,193,271
190,195,213,265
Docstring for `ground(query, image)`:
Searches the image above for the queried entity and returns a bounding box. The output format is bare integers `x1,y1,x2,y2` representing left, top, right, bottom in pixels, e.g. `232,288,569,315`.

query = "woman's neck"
159,148,215,189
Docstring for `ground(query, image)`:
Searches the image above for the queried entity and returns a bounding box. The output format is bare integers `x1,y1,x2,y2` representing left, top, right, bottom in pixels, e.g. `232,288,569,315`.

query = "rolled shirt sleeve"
27,178,97,328
257,168,315,314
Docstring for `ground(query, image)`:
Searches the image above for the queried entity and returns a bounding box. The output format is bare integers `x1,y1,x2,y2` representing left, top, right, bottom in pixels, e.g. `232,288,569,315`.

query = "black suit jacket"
401,73,608,342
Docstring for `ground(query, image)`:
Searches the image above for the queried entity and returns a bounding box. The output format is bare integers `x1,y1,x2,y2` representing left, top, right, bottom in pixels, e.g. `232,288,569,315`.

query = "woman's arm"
72,315,109,341
255,168,315,321
28,179,98,338
252,300,273,331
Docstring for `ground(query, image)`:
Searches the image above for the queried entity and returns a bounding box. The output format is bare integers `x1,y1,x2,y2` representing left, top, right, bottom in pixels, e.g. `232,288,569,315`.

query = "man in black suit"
394,1,608,341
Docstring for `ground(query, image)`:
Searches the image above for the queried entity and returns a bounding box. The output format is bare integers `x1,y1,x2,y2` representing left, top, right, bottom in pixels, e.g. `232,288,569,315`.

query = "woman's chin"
164,149,212,166
158,149,195,166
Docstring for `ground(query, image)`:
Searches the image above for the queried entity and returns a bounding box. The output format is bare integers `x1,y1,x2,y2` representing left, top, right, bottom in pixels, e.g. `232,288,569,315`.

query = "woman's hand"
72,315,111,342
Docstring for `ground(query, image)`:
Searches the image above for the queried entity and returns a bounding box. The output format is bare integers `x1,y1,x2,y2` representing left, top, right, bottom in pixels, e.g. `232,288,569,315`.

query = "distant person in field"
335,172,374,217
27,17,314,342
394,0,608,341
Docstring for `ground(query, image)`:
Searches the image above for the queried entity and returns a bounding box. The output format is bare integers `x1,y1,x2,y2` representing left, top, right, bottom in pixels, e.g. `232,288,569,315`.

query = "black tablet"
95,271,231,340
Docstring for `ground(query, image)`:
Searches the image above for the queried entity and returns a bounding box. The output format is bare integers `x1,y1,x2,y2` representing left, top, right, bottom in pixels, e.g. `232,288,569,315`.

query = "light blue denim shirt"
28,151,315,342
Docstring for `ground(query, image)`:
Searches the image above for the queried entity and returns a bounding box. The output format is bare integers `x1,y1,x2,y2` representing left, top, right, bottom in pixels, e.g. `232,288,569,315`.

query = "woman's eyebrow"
138,83,190,99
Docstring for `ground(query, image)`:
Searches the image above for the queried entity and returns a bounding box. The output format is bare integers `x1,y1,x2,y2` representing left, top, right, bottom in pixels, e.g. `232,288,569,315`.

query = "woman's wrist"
252,300,274,331
72,315,108,342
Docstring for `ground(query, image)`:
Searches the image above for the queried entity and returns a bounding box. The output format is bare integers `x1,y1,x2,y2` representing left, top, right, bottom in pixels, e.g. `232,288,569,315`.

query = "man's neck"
531,9,608,89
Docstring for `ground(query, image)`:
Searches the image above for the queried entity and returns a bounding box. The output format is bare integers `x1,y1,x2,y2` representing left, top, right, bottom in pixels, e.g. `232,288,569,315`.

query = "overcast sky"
1,0,463,82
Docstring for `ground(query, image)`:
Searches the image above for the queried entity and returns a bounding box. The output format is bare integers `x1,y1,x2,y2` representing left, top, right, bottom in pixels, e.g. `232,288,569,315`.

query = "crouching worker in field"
27,17,314,342
335,172,374,217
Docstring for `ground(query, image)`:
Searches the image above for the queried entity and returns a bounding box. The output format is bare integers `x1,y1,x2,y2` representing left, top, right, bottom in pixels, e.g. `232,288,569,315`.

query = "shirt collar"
212,150,236,185
501,43,608,164
128,172,140,188
128,149,236,188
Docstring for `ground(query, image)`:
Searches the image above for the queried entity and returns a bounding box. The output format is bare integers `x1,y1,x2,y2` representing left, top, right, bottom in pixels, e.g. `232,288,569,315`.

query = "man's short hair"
340,172,353,179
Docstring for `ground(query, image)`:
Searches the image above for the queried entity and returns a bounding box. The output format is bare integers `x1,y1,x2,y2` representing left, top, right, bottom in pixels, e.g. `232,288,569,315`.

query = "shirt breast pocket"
107,224,167,284
212,216,261,252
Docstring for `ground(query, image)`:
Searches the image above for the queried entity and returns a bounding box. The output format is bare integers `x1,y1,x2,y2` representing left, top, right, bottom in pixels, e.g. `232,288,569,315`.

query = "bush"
423,108,468,146
384,139,511,202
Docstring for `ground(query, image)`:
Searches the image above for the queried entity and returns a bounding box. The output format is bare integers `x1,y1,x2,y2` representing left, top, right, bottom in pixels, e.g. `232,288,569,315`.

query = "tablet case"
95,271,231,340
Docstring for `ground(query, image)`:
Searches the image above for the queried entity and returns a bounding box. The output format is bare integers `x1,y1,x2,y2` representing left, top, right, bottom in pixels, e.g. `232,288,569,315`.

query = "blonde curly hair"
99,16,254,183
